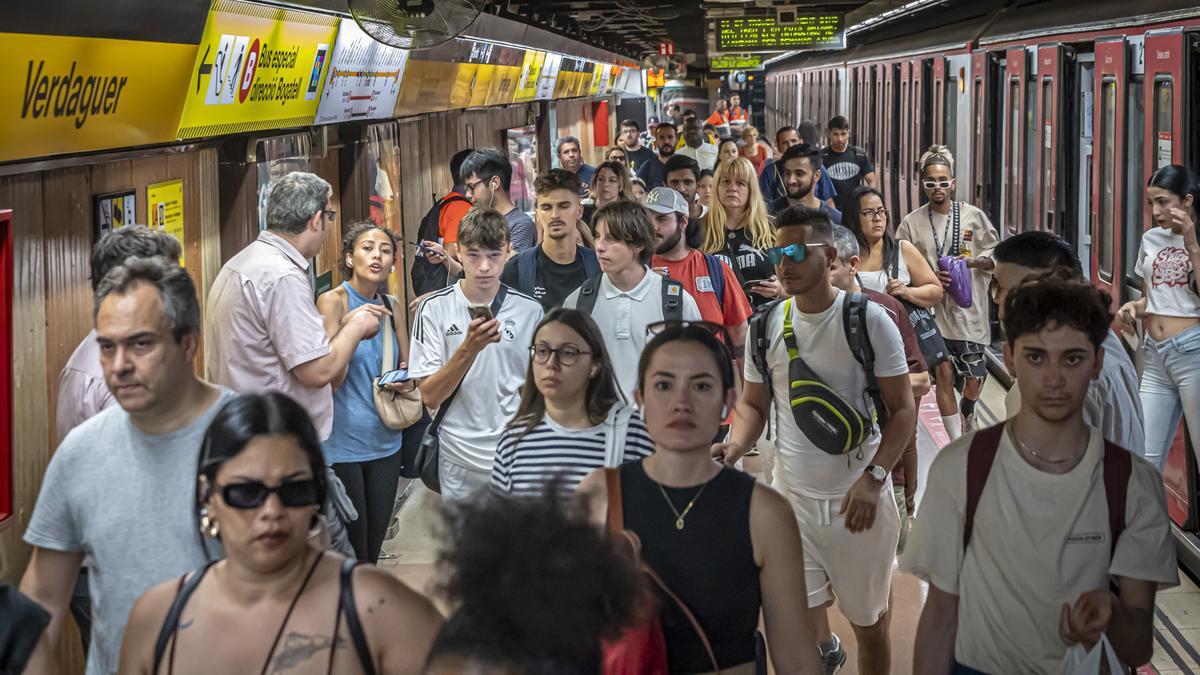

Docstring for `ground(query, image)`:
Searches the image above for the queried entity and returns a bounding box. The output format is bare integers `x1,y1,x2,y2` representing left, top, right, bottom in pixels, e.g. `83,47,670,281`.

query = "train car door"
1091,37,1128,301
1003,47,1029,236
899,61,912,217
1143,28,1198,530
932,56,947,147
970,49,1001,221
912,58,930,211
1035,44,1069,238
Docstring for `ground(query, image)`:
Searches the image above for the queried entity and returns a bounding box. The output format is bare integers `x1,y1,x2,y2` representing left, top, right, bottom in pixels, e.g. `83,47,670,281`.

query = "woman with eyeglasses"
606,146,629,165
119,392,442,675
844,186,944,308
578,323,822,675
317,222,424,564
492,308,654,497
702,156,782,307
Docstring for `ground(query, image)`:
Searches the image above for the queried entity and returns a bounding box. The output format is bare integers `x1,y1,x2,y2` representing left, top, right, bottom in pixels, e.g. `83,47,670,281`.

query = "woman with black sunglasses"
119,393,442,675
578,323,822,675
492,309,654,497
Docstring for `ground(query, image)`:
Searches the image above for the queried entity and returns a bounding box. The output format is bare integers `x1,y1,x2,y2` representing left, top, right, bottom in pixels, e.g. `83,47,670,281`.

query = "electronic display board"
710,55,765,70
716,16,845,52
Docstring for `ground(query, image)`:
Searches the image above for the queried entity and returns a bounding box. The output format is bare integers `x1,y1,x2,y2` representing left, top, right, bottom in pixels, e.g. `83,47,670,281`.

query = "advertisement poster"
315,19,409,125
94,189,137,241
1,32,195,163
147,179,186,265
484,46,524,106
514,50,544,103
178,0,339,139
535,53,562,100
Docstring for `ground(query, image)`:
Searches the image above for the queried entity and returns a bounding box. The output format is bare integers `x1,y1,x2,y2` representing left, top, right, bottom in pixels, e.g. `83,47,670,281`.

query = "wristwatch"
864,464,888,483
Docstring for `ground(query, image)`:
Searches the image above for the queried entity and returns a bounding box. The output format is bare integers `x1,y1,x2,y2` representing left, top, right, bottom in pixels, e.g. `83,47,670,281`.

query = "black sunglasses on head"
219,479,321,510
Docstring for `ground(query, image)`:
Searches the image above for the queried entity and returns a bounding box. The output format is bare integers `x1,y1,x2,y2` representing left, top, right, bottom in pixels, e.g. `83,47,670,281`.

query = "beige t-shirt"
896,202,999,344
901,425,1177,674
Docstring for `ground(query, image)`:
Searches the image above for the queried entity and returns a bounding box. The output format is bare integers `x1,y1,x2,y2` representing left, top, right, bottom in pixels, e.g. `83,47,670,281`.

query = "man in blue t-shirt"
556,136,595,197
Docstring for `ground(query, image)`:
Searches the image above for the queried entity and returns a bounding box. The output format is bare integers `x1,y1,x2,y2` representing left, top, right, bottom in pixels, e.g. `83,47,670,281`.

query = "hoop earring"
199,508,220,539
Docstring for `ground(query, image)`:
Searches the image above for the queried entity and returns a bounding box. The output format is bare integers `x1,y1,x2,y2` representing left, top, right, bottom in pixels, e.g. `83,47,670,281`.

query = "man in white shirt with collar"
564,200,702,401
409,208,544,500
205,171,386,440
676,119,718,172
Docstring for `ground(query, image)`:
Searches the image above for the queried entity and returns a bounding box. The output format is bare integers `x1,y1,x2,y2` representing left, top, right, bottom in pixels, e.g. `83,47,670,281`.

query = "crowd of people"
6,103,1199,675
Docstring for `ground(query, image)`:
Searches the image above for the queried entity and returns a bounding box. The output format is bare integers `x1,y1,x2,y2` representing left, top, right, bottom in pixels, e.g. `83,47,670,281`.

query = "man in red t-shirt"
647,187,752,363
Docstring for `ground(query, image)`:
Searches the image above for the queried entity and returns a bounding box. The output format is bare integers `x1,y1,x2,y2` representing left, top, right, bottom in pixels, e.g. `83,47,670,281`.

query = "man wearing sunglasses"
718,206,915,675
897,146,1000,439
22,257,234,675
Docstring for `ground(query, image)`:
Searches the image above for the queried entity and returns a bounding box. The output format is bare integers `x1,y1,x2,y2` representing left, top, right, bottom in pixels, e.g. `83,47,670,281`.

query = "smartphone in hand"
377,368,409,388
467,304,494,322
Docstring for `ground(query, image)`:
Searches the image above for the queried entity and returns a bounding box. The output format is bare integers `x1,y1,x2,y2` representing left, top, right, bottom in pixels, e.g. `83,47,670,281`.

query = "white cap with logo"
643,187,689,216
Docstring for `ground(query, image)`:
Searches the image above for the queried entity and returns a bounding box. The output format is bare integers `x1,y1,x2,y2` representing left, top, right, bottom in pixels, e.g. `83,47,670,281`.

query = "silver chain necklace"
1009,422,1079,465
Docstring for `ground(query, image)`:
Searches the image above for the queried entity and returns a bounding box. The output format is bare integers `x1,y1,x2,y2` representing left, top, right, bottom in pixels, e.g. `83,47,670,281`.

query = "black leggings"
332,450,406,563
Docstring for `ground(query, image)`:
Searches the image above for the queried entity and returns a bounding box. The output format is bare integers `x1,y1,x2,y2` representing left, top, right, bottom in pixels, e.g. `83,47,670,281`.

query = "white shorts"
439,456,491,502
786,486,900,626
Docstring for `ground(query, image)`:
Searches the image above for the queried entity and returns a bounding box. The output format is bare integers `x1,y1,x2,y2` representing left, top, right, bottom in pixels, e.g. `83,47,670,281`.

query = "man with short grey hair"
556,135,595,196
205,171,386,440
21,256,233,675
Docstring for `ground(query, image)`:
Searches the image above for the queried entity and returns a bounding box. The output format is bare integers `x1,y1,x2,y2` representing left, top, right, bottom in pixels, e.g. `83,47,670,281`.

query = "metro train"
763,0,1200,568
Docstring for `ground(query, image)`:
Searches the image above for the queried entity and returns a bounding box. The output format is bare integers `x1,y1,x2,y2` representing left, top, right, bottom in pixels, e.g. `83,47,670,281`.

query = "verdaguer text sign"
716,16,845,52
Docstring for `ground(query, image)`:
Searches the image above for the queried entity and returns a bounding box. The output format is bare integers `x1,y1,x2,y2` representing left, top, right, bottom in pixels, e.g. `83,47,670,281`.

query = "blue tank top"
326,282,406,464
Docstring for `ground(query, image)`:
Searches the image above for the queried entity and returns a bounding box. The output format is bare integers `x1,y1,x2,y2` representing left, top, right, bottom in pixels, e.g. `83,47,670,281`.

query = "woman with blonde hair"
738,126,771,176
702,156,781,307
584,160,635,224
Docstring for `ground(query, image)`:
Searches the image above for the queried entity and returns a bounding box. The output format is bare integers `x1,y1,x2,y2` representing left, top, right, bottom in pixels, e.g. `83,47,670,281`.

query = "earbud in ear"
721,405,729,418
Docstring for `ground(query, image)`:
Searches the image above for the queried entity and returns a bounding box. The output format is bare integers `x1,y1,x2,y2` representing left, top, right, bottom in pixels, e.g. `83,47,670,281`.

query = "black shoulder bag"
886,241,950,370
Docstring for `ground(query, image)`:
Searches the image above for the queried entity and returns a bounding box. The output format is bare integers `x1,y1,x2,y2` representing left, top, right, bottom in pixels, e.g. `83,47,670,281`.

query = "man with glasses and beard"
897,146,1000,438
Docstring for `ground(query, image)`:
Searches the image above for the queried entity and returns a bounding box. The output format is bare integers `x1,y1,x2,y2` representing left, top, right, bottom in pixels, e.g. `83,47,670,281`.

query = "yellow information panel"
513,50,544,103
147,179,186,265
485,47,524,106
178,0,339,139
0,33,195,163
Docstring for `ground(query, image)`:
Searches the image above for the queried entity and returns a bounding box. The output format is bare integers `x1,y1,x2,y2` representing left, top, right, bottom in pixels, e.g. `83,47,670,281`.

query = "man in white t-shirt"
409,208,544,500
991,231,1145,456
717,206,916,674
564,200,701,401
904,276,1176,674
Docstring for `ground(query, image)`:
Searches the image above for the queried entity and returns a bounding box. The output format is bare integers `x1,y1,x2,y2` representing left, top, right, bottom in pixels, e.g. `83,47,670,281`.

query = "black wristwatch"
864,464,888,483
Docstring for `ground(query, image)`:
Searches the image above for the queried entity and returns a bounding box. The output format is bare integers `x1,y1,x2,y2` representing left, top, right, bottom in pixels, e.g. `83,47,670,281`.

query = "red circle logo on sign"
238,39,261,103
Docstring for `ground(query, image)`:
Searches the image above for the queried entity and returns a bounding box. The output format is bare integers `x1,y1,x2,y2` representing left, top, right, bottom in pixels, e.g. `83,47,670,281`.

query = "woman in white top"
842,185,944,308
1120,164,1200,470
491,308,654,497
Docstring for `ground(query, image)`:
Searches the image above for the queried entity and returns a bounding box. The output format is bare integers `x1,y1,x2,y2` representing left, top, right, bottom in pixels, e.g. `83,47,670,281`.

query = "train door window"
1023,75,1038,231
946,76,958,160
1125,77,1145,291
1007,78,1020,235
1041,78,1054,231
1154,77,1173,171
973,78,985,204
1097,80,1117,281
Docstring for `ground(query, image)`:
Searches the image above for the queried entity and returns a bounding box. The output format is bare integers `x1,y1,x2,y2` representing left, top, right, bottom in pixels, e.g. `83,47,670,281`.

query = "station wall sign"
315,19,408,125
177,0,339,139
535,53,562,100
513,50,544,103
710,55,765,71
0,32,195,163
716,15,845,52
484,46,526,106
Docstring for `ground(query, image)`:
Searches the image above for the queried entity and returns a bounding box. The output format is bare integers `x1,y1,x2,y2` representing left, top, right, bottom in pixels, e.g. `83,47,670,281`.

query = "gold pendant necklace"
654,478,711,530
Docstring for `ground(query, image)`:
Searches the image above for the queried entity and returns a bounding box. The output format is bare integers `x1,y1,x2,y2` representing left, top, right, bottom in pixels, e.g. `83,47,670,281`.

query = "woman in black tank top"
579,323,823,674
117,393,442,675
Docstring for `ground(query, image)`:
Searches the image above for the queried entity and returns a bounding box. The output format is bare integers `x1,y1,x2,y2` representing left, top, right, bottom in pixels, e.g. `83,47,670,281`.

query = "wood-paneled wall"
554,100,606,167
0,148,220,585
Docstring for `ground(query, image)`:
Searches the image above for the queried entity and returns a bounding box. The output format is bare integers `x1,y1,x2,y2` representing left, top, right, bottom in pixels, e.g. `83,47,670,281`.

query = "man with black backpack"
500,169,599,311
715,206,915,675
412,148,475,296
564,200,701,401
904,276,1175,674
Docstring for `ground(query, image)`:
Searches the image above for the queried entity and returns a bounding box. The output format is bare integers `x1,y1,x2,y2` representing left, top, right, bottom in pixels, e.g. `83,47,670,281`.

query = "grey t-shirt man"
504,207,536,252
24,389,233,675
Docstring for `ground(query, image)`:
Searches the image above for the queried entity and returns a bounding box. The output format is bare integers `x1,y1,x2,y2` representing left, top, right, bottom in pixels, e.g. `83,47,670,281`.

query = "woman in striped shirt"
491,308,654,497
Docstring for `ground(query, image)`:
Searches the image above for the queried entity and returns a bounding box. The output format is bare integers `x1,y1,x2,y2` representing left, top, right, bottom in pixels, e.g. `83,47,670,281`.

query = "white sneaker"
819,633,846,674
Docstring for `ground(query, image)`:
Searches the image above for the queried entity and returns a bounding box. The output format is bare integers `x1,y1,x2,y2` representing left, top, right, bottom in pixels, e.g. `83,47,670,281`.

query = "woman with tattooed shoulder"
118,393,442,675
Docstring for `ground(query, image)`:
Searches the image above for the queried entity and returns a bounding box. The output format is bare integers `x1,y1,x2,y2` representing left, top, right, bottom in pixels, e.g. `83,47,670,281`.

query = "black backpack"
410,194,470,297
574,273,684,321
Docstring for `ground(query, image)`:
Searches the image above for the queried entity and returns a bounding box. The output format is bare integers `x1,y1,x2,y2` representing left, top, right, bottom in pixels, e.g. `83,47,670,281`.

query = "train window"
946,77,958,162
1125,78,1145,290
1154,77,1174,170
1007,79,1020,235
973,78,984,202
1024,76,1038,232
1097,80,1116,281
1041,79,1053,231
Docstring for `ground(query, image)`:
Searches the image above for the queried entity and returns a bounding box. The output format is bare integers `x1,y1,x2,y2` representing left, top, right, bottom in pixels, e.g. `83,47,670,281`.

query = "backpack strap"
152,561,217,675
604,467,624,536
843,292,883,425
963,422,1006,550
1102,441,1132,559
339,557,378,675
701,253,727,308
748,299,783,398
661,278,684,322
515,246,540,295
576,274,604,314
604,405,634,468
579,246,601,278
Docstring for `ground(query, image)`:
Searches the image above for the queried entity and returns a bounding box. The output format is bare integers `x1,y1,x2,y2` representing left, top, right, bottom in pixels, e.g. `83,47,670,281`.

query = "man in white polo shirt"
409,207,543,500
564,199,701,401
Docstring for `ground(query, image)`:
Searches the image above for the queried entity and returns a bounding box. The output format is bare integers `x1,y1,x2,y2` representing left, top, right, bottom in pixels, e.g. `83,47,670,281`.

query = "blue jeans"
1141,323,1200,471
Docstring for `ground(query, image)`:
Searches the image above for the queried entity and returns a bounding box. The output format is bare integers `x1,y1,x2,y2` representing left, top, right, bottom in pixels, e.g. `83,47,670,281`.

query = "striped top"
491,406,656,497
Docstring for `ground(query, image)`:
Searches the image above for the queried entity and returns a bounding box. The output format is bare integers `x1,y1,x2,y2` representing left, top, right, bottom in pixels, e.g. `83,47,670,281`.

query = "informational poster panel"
315,19,408,125
716,16,845,52
485,46,525,106
147,179,186,265
94,189,137,240
514,50,544,103
177,0,339,138
535,53,562,100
